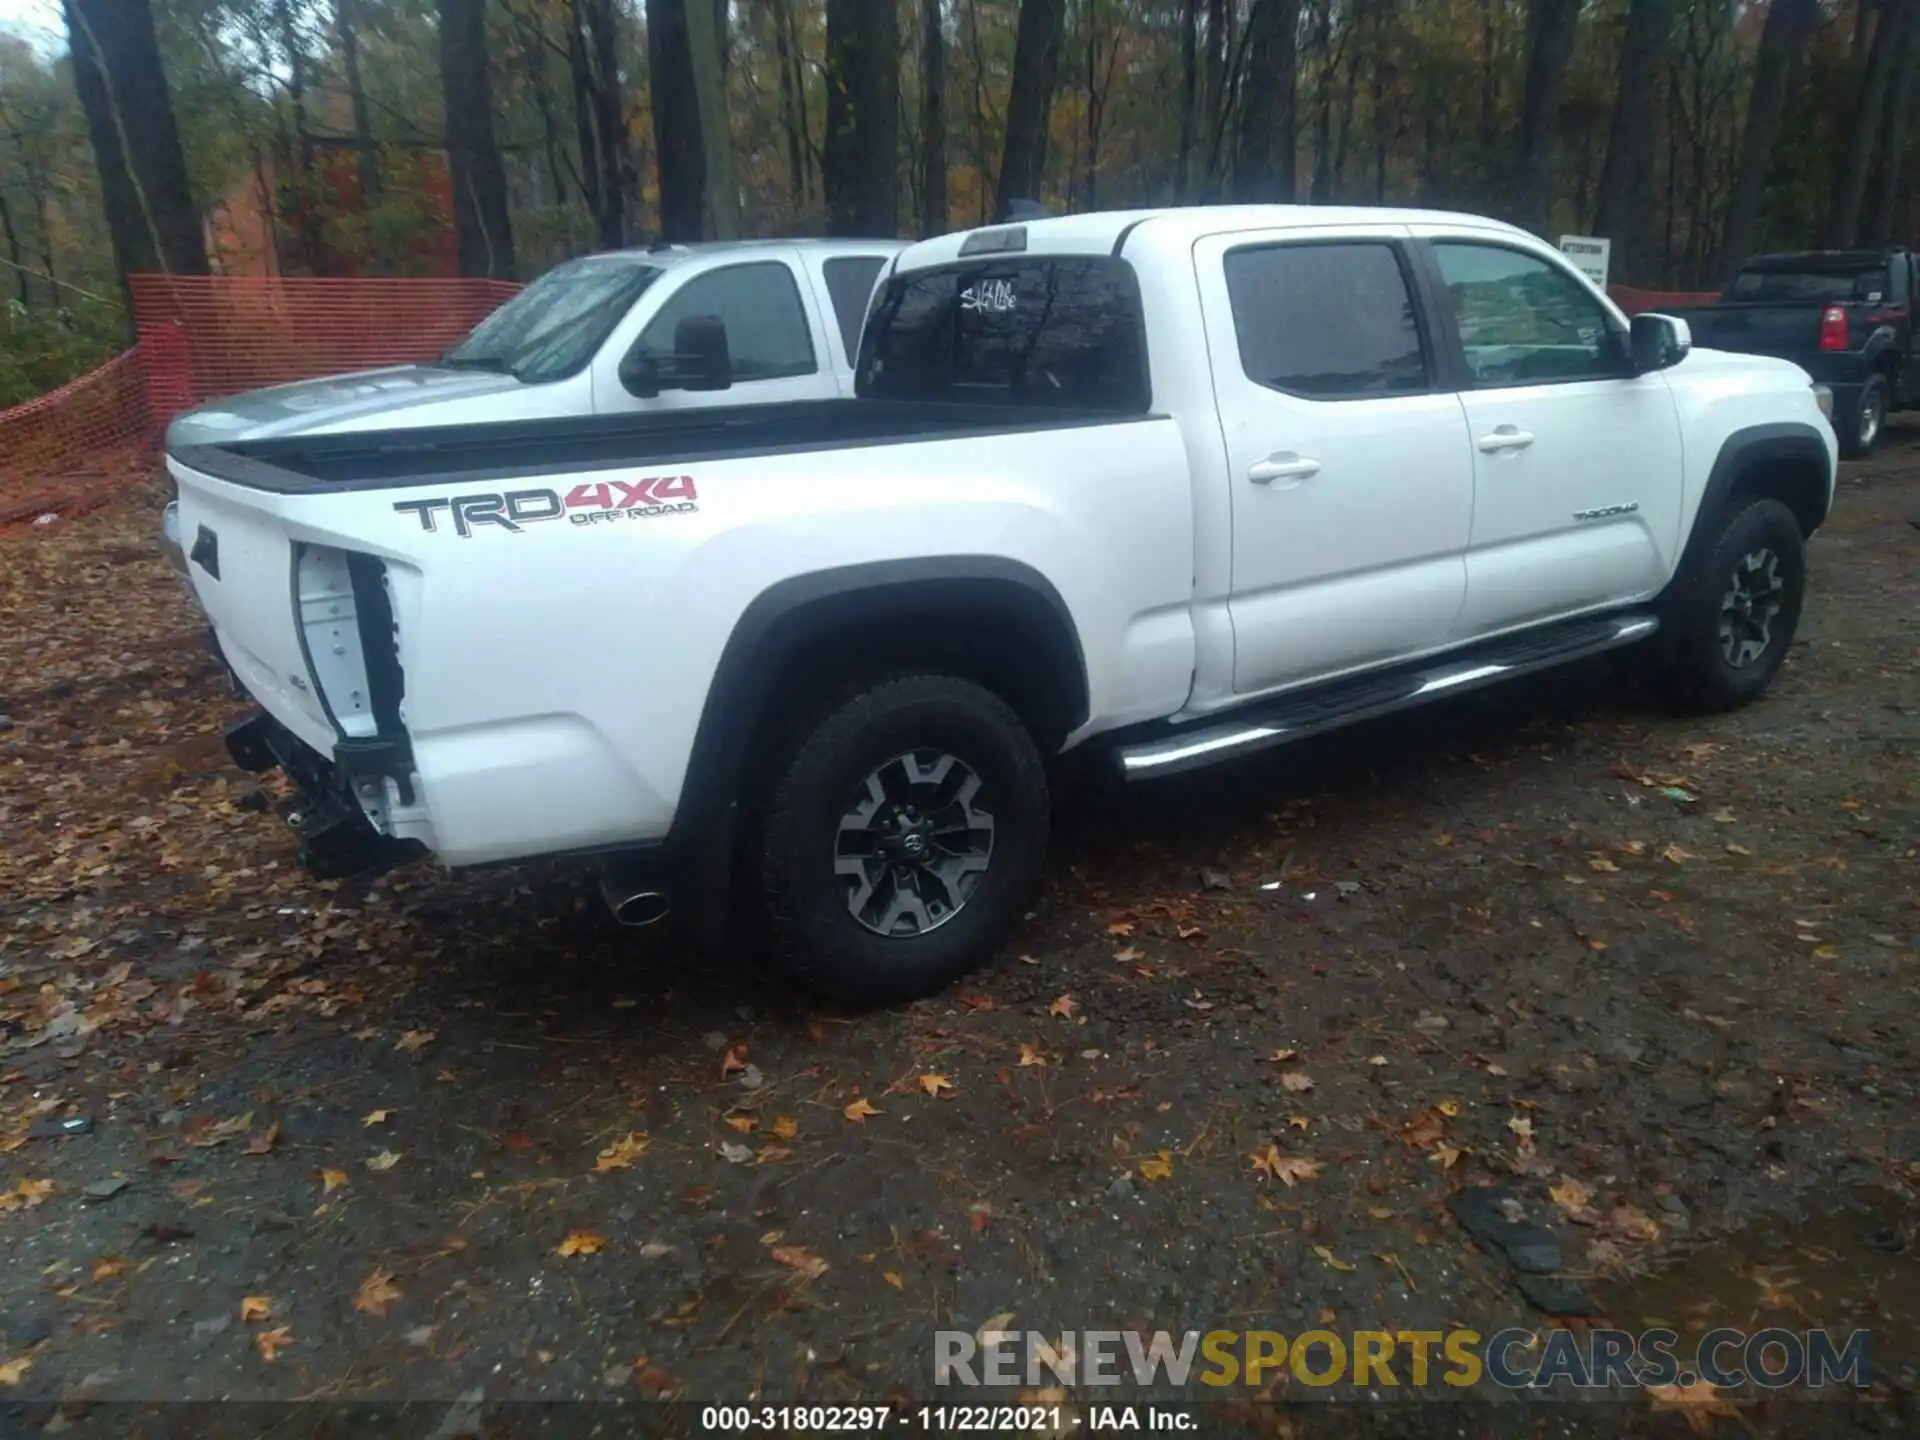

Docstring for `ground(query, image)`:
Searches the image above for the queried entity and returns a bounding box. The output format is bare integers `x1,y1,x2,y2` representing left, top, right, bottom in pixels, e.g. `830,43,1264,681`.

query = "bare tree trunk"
649,0,707,240
1513,0,1580,236
1175,0,1198,199
439,0,516,276
62,0,208,314
1233,0,1301,201
567,0,604,226
996,0,1064,214
966,0,992,222
824,0,901,233
276,0,325,269
1591,0,1674,284
1478,0,1498,163
1866,1,1920,246
1311,0,1334,200
919,0,947,236
782,0,815,195
770,0,810,208
1830,0,1906,246
337,0,381,206
585,0,629,246
1368,0,1387,202
1198,0,1227,197
0,191,27,304
513,6,580,218
685,0,739,237
1717,0,1815,274
1085,0,1120,209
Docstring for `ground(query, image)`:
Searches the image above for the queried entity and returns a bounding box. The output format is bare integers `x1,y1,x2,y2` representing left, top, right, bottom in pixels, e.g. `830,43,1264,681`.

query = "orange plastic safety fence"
1609,283,1719,314
0,345,157,527
1,274,521,529
128,274,521,413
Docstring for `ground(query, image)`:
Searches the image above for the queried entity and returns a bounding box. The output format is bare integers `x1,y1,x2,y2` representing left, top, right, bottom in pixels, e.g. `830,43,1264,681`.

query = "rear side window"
822,256,888,363
1223,242,1431,399
857,258,1150,411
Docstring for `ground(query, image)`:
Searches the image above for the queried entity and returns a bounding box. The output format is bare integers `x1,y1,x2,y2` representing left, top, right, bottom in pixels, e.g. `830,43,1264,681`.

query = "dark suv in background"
1667,249,1916,457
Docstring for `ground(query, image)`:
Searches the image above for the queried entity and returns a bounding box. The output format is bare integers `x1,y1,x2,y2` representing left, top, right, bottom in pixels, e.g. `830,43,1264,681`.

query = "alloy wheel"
834,750,995,936
1717,547,1785,669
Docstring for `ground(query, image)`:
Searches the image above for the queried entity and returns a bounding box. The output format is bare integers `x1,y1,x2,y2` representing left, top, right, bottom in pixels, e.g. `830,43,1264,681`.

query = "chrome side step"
1117,613,1659,779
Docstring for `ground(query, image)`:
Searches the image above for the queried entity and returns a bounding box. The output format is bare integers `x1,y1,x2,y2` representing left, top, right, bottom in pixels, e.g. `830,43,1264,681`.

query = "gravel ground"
0,437,1915,1438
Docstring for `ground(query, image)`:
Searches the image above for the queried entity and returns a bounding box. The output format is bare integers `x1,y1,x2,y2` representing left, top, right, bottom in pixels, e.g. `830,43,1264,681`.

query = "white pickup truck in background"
166,205,1836,1004
163,238,903,447
161,237,901,583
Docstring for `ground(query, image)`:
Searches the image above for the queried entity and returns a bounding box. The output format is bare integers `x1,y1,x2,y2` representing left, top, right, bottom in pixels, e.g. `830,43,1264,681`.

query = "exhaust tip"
611,890,671,927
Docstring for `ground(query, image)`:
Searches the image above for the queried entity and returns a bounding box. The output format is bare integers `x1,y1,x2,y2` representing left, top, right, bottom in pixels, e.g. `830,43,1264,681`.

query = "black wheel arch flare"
665,556,1089,945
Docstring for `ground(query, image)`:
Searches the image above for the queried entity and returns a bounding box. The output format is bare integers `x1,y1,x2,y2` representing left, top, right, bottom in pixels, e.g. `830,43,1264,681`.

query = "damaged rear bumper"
225,708,425,880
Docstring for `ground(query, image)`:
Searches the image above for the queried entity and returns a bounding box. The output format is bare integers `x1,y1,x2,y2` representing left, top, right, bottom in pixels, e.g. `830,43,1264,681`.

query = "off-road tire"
753,674,1049,1005
1653,497,1806,714
1841,374,1888,459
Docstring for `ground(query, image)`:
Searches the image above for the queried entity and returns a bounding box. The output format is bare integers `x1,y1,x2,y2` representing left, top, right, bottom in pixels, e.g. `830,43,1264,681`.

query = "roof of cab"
578,236,905,269
892,205,1533,273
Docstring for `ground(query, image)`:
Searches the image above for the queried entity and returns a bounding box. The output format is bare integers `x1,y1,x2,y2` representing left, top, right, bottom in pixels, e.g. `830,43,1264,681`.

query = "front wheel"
1653,497,1806,714
1841,375,1888,459
753,674,1049,1005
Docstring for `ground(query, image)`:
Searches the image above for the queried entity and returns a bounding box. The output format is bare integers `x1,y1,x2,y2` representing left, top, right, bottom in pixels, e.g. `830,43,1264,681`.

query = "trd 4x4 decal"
395,475,698,537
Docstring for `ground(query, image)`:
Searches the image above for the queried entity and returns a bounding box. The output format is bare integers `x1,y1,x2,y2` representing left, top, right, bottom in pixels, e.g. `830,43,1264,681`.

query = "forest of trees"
1,0,1917,401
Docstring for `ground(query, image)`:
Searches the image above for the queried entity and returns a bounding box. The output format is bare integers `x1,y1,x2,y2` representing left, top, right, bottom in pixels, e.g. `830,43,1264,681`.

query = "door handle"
1477,425,1535,454
1248,452,1322,484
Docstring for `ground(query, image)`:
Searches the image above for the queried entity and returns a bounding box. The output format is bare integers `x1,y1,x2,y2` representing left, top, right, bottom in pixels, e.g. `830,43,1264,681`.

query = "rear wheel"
1841,374,1888,459
1653,498,1805,714
753,674,1049,1005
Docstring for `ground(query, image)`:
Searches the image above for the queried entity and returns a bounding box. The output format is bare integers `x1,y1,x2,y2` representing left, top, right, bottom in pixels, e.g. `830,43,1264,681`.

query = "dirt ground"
0,433,1915,1439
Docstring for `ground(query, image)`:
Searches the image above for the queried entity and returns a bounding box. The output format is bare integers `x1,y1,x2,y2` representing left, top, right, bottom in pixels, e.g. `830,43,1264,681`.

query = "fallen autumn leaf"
594,1133,649,1171
769,1245,829,1279
353,1269,403,1317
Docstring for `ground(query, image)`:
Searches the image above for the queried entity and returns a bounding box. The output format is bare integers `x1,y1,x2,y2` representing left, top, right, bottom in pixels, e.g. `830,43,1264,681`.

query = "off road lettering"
400,477,699,536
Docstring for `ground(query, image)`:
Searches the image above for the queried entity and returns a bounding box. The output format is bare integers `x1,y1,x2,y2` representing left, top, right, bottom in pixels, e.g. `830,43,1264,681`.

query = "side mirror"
671,314,732,392
618,350,660,399
1629,312,1692,374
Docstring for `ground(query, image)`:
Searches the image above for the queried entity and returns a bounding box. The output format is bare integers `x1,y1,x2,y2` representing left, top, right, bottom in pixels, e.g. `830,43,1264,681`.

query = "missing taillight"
345,553,406,739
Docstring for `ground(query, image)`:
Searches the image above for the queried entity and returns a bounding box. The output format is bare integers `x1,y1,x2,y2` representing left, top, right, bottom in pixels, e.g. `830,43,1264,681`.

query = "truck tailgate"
172,465,340,755
1675,303,1820,359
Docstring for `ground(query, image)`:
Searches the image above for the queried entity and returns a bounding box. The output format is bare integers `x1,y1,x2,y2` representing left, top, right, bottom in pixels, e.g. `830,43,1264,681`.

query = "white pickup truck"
167,205,1836,1004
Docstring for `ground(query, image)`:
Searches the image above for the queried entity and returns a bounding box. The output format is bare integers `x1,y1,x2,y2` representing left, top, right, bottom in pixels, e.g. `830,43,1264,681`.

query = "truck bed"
170,398,1151,494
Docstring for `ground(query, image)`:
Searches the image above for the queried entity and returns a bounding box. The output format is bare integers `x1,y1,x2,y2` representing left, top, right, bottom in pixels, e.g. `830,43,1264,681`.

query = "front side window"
822,256,889,363
1223,241,1431,399
632,262,816,382
440,257,661,383
857,257,1150,411
1433,242,1622,387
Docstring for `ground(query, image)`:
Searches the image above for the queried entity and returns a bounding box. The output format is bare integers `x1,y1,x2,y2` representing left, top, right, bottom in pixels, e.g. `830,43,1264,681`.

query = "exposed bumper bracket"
224,708,424,880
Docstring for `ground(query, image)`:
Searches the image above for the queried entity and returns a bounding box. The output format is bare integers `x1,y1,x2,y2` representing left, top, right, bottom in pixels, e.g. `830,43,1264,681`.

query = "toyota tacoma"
167,206,1837,1003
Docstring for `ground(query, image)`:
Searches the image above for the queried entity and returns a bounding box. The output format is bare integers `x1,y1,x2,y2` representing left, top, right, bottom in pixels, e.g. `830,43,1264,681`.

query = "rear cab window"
856,257,1150,411
1727,266,1891,304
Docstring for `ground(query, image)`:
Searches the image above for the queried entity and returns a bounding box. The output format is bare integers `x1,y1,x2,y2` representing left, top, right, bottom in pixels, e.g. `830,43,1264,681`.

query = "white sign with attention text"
1558,235,1612,290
